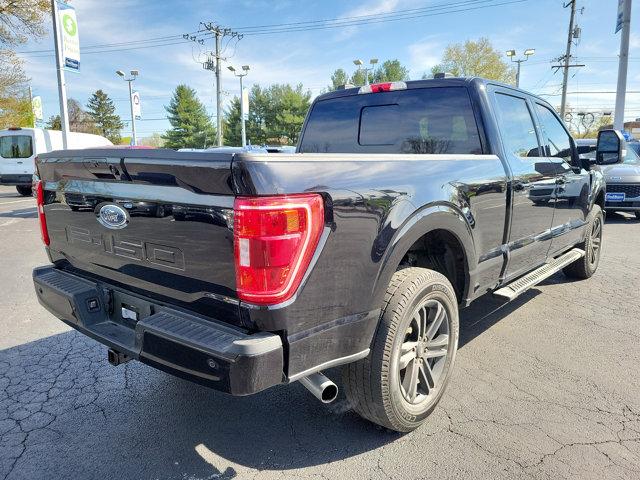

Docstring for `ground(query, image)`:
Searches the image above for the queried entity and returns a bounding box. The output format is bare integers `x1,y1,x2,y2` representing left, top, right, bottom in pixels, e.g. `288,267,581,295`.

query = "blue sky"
17,0,640,139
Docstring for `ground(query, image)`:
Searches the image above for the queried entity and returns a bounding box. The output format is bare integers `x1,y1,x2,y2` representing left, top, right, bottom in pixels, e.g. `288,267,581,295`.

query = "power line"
237,0,530,36
18,0,528,57
231,0,497,30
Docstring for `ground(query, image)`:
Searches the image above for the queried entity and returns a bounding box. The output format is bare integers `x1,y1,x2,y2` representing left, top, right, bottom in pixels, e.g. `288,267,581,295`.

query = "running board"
494,248,585,301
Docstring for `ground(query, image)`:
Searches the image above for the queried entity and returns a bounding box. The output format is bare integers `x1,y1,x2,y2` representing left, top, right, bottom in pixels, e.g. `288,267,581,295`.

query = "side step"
494,248,585,301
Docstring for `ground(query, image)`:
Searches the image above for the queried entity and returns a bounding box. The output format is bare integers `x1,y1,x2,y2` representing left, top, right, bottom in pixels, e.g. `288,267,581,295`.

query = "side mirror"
596,129,625,165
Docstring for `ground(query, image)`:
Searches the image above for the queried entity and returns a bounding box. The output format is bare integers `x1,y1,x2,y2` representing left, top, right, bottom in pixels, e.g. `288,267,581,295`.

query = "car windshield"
0,135,33,159
623,143,640,165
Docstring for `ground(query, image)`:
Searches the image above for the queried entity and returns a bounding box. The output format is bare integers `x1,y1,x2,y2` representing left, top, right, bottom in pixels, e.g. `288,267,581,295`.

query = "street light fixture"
229,65,250,147
506,49,535,88
353,58,378,86
115,69,139,145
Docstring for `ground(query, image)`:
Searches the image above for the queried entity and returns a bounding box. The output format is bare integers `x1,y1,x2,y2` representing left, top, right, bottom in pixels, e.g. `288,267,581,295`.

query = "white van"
0,128,112,195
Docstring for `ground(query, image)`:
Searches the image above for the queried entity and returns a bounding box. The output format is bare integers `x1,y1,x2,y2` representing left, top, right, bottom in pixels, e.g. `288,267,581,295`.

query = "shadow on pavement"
0,207,37,219
0,290,541,479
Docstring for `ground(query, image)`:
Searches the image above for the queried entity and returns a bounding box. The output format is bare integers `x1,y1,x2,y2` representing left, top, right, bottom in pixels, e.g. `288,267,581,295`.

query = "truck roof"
316,76,553,106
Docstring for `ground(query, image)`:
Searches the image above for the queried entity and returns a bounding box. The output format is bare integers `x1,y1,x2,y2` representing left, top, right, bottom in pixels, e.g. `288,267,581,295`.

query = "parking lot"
0,184,639,480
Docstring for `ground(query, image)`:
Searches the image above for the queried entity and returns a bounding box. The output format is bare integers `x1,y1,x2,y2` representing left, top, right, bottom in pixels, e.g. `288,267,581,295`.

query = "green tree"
224,84,311,146
371,59,410,83
330,68,350,90
328,59,410,90
427,38,515,83
0,0,49,45
0,50,31,128
0,1,49,127
140,132,166,148
162,85,216,149
86,90,123,143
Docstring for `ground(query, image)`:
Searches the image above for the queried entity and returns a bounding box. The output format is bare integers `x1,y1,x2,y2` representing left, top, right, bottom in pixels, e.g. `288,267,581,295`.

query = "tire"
16,185,32,196
563,204,603,279
635,212,640,220
342,267,459,432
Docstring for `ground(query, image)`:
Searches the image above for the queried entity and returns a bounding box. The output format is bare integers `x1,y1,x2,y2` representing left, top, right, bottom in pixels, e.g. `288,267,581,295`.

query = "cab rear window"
0,135,33,159
299,87,482,154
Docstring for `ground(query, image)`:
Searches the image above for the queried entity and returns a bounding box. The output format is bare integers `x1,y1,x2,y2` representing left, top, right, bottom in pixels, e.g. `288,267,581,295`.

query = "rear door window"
0,135,33,159
299,87,482,154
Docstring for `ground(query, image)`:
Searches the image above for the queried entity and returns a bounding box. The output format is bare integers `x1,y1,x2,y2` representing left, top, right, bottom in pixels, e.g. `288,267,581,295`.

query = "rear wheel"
16,185,32,196
342,267,459,432
563,205,603,279
635,211,640,220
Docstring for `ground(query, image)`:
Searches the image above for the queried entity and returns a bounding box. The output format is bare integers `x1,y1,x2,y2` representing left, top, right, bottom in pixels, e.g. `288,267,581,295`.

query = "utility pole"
51,0,69,148
614,0,632,130
559,0,577,118
187,24,243,147
214,31,222,146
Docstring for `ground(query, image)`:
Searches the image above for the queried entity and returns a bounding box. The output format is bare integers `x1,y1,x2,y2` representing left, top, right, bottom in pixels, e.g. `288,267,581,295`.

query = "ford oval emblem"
97,204,129,229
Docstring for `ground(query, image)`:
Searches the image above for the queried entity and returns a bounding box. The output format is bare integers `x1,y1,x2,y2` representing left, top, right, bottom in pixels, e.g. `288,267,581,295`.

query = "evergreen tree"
224,84,311,146
86,90,123,143
327,59,410,90
162,85,215,149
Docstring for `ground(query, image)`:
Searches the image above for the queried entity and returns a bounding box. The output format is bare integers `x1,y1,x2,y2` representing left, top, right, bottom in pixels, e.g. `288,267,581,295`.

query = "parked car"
598,138,640,219
32,77,606,432
0,128,112,196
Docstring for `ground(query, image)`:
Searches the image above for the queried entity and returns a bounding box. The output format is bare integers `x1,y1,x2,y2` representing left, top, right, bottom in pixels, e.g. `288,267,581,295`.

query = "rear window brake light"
358,81,407,94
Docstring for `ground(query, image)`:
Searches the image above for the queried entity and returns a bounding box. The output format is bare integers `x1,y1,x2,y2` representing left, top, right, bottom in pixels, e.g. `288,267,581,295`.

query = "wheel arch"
373,203,477,307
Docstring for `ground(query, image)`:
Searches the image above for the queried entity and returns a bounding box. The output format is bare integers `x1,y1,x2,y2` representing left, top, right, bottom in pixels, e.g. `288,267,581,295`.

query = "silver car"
600,142,640,219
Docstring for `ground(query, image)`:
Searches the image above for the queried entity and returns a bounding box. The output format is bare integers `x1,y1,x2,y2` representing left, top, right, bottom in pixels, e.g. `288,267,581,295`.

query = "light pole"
228,65,250,147
116,69,139,145
505,49,535,88
353,58,378,85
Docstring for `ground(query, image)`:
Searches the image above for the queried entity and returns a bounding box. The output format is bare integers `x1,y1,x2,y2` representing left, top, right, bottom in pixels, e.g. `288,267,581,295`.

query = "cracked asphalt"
1,185,639,479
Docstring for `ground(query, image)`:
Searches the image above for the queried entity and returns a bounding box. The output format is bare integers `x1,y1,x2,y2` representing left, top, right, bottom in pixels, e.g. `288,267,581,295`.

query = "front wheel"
635,211,640,220
342,268,459,432
16,185,32,196
563,204,603,279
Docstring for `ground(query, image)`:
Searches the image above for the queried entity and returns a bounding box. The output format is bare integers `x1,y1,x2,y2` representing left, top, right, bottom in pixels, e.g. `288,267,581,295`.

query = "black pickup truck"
33,77,609,432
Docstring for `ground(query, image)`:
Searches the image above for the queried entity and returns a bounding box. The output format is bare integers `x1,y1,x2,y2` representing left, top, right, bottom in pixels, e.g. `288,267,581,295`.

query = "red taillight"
358,81,407,94
234,194,324,305
36,180,50,246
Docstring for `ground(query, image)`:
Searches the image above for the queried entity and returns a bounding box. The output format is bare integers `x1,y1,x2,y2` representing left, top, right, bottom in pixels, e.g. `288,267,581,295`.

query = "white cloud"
407,39,443,76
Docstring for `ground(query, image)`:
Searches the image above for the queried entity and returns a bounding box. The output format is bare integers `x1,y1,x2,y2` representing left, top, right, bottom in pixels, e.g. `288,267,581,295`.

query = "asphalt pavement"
0,185,639,480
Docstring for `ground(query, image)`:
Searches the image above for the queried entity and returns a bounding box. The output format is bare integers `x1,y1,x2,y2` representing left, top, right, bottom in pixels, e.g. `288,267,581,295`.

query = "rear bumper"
0,174,31,185
33,266,284,395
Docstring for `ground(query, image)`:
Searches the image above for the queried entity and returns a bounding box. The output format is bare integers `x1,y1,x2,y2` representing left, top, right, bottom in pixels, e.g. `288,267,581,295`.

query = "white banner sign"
58,2,80,71
132,91,141,118
32,96,43,121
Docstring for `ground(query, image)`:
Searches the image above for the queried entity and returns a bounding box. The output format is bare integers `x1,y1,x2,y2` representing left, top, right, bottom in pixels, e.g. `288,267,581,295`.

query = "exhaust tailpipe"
107,348,131,366
299,372,338,403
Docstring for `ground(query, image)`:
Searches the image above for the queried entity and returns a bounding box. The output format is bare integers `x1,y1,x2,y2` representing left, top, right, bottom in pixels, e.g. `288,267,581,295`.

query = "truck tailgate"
37,149,242,326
